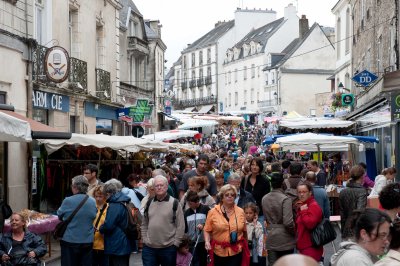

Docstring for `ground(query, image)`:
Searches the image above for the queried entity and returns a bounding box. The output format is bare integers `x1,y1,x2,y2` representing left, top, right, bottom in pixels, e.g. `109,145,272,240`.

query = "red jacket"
296,196,323,251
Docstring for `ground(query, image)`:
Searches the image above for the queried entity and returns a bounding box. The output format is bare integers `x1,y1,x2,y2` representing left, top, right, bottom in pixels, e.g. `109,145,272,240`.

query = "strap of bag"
94,203,107,229
64,195,89,223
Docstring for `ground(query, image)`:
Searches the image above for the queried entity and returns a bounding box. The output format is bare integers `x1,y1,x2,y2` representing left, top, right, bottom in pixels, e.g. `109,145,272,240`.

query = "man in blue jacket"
305,171,330,219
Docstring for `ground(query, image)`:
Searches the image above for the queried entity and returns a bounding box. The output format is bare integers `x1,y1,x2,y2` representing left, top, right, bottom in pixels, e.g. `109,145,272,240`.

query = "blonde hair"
218,184,237,201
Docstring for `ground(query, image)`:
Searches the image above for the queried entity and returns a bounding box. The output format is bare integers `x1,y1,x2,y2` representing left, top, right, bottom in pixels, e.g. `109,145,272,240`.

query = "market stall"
141,129,199,141
38,133,171,154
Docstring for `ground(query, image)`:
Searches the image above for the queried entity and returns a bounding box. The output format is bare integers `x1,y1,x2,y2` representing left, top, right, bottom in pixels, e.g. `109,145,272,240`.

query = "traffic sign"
341,94,354,106
132,125,144,138
391,92,400,122
352,70,378,87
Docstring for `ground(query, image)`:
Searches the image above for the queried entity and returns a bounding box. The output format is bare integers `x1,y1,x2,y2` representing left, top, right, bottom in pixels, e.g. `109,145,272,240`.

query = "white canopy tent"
275,133,360,152
141,129,199,142
0,111,32,142
178,119,218,129
279,117,354,129
38,133,172,154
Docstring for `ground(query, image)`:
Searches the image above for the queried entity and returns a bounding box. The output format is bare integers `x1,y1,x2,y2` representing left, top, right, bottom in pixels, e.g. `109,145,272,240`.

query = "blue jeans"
142,245,177,266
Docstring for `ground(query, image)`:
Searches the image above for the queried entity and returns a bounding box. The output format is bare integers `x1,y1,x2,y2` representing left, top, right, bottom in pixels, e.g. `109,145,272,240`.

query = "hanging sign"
44,46,70,83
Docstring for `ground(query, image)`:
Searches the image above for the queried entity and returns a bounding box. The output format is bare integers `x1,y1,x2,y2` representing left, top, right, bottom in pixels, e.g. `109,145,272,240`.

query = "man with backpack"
142,175,185,266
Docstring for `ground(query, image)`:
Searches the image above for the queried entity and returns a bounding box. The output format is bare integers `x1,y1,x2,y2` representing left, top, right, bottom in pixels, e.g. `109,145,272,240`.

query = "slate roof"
263,23,324,71
144,21,158,39
119,0,142,29
233,17,284,50
183,20,235,53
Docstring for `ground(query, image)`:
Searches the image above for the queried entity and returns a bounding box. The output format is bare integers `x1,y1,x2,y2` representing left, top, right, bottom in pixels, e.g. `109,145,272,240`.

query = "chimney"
299,15,309,39
284,3,296,19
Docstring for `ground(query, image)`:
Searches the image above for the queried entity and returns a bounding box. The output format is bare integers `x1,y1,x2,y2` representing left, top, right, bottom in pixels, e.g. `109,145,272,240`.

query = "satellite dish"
122,96,126,102
104,91,109,98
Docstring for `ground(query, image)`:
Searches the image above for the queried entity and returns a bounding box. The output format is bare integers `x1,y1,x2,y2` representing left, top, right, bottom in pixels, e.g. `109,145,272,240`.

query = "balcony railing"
95,68,111,99
189,79,196,88
205,76,212,85
32,44,48,81
197,77,204,87
127,36,149,56
258,99,277,107
69,57,87,90
175,96,217,108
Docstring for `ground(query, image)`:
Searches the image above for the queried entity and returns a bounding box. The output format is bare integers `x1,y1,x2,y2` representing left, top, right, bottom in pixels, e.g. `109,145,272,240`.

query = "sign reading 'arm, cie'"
32,90,70,112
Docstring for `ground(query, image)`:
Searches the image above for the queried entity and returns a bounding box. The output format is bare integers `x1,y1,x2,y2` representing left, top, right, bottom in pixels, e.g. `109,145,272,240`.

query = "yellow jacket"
93,204,108,250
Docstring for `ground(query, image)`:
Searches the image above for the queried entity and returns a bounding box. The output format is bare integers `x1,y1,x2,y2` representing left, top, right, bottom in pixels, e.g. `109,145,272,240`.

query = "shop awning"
158,111,180,121
178,119,218,129
197,105,214,114
279,117,354,129
38,133,172,154
0,110,32,142
0,110,71,141
141,129,199,141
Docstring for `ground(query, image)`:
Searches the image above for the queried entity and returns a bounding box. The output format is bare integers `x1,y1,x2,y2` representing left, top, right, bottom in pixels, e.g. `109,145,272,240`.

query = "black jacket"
339,182,368,239
0,231,47,266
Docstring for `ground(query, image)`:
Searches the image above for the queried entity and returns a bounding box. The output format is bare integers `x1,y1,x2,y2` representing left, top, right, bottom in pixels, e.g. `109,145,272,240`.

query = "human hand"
253,215,258,225
205,241,211,251
300,204,308,211
27,251,36,258
196,224,204,231
2,254,10,261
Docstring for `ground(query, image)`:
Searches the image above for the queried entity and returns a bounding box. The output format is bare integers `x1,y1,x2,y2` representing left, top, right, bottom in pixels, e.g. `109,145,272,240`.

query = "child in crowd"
244,202,266,266
176,235,192,266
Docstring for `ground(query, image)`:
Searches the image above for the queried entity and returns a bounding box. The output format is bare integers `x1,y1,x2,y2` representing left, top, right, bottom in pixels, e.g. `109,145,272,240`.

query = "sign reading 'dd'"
44,46,70,83
32,90,70,112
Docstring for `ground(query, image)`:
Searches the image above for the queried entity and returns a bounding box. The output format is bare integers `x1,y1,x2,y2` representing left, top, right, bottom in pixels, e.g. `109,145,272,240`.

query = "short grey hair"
153,175,168,186
72,175,89,193
152,169,167,177
227,173,241,182
103,178,123,195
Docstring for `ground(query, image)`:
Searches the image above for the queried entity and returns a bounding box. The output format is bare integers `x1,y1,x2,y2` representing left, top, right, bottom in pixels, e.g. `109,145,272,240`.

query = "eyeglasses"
224,193,236,198
154,184,165,188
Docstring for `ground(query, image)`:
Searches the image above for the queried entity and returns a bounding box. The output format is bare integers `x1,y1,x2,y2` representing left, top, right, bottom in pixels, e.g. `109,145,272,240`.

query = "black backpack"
121,202,142,240
133,189,145,201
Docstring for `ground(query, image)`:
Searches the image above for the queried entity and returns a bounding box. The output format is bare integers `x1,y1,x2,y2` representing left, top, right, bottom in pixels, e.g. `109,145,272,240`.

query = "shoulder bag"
53,195,89,240
311,218,337,246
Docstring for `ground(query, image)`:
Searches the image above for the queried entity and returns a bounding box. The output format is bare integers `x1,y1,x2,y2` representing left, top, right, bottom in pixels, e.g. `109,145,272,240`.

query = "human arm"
27,232,47,258
99,203,121,233
323,193,331,219
174,201,185,247
282,197,295,234
204,230,211,250
297,202,323,230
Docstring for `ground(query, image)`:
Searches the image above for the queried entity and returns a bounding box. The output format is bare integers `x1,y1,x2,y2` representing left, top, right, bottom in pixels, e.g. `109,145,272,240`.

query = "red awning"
0,110,71,139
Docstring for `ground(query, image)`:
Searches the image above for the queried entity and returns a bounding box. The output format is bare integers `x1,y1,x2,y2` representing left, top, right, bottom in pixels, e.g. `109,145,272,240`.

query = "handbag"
53,195,89,240
311,218,337,246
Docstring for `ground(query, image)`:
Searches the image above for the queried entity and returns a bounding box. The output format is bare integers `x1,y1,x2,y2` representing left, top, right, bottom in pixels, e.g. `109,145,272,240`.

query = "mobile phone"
207,254,211,264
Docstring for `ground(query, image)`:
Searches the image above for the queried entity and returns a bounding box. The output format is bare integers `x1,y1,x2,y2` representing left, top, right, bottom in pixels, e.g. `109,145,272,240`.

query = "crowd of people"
4,124,399,266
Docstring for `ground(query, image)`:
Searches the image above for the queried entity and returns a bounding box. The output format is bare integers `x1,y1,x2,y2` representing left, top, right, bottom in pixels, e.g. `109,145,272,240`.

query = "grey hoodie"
330,241,376,266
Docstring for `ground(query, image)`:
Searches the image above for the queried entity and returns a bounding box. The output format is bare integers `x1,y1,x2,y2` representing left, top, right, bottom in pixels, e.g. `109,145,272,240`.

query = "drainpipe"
394,0,399,70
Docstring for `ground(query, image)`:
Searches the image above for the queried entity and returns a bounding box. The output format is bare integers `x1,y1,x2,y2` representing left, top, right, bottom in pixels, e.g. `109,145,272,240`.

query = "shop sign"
128,99,153,123
44,46,70,83
391,92,400,122
32,90,70,112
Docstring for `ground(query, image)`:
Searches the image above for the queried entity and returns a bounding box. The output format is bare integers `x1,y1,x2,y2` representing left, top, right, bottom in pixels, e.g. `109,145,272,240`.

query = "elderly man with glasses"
141,175,185,266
